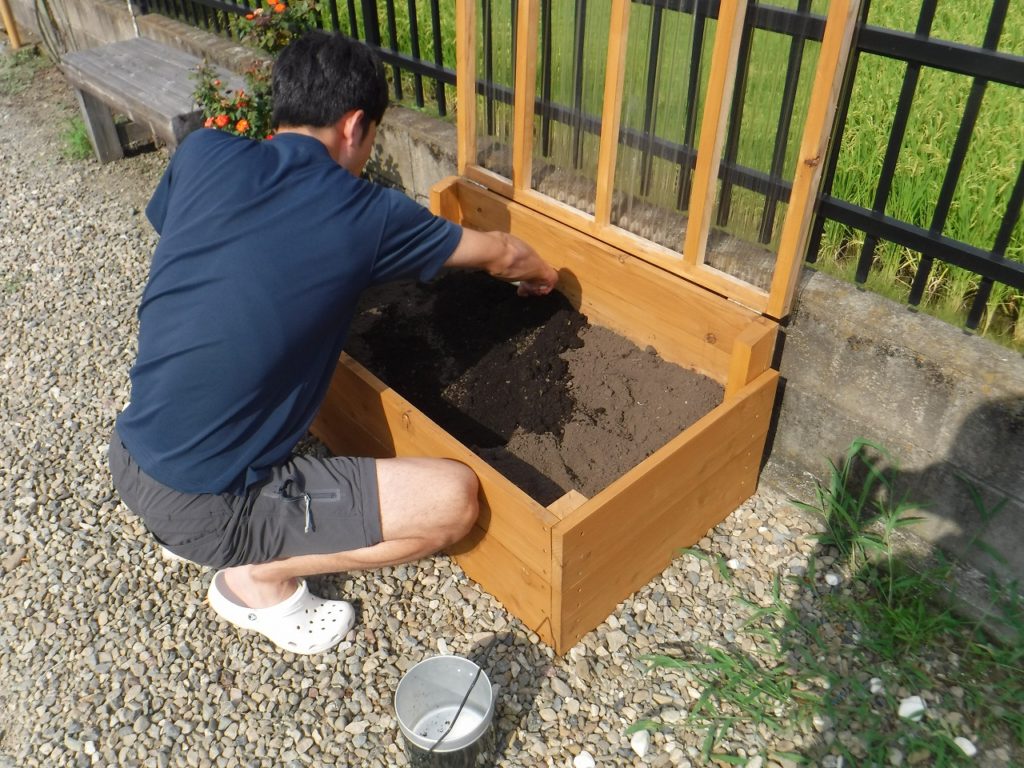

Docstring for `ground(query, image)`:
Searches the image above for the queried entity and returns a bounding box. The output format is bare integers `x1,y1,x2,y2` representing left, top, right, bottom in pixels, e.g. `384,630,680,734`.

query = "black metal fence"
811,0,1023,333
147,0,1024,338
140,0,456,114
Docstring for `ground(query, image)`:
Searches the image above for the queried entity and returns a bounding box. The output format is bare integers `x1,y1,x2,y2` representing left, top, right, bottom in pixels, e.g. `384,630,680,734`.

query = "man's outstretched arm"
444,228,559,297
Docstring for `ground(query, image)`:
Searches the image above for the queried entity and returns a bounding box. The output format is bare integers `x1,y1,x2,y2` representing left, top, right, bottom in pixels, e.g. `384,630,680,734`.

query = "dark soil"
345,271,723,506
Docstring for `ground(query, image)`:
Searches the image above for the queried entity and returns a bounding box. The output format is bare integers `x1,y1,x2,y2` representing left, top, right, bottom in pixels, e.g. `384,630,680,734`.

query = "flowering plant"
191,61,274,140
237,0,319,56
191,0,319,141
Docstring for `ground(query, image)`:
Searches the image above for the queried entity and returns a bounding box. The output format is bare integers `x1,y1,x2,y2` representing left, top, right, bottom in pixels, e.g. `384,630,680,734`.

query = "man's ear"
337,109,367,148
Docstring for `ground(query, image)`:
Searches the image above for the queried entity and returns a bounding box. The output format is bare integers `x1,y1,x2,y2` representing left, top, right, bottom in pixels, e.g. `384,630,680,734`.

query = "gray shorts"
108,429,383,568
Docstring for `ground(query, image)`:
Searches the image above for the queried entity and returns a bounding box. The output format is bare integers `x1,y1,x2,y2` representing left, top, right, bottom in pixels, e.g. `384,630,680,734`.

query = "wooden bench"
61,37,237,164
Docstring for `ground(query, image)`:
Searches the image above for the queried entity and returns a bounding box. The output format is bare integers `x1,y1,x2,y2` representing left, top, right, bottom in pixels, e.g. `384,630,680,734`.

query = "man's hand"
515,275,558,297
446,229,559,297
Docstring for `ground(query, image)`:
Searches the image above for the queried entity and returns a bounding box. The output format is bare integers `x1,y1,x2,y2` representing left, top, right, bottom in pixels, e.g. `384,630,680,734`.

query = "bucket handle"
428,635,500,753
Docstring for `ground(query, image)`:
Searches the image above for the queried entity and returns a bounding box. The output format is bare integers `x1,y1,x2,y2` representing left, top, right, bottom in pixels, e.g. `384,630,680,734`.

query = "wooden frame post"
766,0,863,319
511,0,540,191
593,0,631,227
681,0,748,267
455,0,477,175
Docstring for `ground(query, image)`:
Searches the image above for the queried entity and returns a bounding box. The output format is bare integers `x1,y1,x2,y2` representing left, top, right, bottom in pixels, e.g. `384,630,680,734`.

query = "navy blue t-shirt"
116,130,462,494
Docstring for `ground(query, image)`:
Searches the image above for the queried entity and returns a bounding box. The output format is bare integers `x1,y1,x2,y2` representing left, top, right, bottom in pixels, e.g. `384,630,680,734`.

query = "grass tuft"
635,440,1023,764
61,117,94,161
0,46,48,95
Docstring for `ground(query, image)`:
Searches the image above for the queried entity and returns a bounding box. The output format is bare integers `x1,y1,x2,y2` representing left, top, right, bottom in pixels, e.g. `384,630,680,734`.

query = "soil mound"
346,271,723,505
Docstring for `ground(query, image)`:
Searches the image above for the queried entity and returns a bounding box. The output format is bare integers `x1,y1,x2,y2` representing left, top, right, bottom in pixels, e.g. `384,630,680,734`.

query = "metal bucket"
394,655,495,767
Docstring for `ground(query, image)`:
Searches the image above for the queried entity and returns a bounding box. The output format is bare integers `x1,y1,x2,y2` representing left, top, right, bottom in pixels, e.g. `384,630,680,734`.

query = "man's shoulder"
177,128,250,161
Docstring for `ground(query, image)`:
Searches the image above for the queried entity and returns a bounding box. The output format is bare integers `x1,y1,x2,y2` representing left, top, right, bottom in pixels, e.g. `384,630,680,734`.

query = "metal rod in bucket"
395,655,496,767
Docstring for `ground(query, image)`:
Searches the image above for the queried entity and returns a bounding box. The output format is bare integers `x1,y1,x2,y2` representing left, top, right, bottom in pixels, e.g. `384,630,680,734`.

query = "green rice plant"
61,117,94,161
341,0,458,115
633,440,1023,763
814,0,1024,349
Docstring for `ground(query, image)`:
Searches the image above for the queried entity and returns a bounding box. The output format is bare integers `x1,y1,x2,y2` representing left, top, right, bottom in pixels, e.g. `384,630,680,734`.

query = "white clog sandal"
207,571,354,655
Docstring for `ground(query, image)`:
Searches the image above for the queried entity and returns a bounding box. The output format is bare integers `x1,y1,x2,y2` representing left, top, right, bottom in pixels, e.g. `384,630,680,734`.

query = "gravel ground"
0,57,1014,768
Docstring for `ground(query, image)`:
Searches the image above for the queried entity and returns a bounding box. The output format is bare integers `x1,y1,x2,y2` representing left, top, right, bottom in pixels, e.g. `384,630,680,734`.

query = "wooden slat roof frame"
454,0,863,319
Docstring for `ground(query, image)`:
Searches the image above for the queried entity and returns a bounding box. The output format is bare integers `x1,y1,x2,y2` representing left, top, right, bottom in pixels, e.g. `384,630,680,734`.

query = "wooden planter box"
312,0,859,653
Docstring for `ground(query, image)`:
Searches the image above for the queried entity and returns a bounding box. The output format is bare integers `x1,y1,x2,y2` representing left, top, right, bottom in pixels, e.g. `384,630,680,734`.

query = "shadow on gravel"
465,631,545,763
634,424,1023,766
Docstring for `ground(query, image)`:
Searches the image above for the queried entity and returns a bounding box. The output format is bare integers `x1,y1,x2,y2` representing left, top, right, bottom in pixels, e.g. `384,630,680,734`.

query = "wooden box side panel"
434,178,762,384
310,355,558,642
551,370,778,652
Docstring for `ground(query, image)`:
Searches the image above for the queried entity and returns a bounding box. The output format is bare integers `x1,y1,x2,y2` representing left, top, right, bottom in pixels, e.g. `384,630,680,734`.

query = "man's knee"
438,460,480,543
377,457,479,546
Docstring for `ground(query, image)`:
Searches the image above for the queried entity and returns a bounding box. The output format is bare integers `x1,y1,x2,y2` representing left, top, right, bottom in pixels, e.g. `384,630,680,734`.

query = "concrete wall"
766,273,1024,587
19,0,1024,589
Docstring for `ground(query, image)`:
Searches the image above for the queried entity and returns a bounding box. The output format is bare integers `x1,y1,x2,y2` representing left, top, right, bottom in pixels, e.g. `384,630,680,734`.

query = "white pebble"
898,695,926,721
870,677,885,695
824,572,841,586
437,638,448,655
954,737,977,757
726,558,741,569
746,756,764,768
629,730,650,758
573,750,596,768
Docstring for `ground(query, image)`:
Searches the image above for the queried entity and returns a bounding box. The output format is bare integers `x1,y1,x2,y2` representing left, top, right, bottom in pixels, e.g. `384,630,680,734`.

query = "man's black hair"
272,31,389,131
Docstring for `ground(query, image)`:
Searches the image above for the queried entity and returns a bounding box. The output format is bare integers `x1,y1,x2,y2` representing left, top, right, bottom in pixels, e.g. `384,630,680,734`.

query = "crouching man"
109,31,557,654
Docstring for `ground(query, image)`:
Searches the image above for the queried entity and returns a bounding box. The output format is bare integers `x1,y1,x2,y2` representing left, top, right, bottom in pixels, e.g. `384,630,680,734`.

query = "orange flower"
213,79,221,86
245,12,254,19
214,114,230,128
274,3,286,11
236,119,250,133
203,117,214,128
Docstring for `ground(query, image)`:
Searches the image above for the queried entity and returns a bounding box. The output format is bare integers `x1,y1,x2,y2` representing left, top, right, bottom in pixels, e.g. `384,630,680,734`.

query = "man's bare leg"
219,457,479,608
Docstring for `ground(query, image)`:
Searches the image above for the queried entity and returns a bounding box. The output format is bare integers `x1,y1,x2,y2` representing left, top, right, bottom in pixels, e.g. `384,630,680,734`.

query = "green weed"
634,440,1023,764
2,271,31,294
61,117,94,161
0,46,48,95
